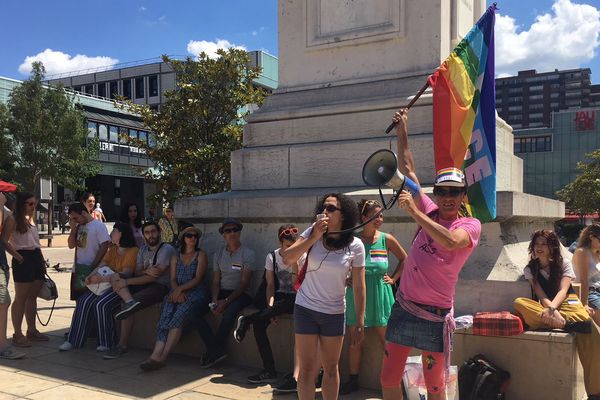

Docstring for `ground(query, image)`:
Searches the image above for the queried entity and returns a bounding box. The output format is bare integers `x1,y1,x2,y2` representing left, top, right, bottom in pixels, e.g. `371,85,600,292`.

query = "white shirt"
265,248,295,294
9,221,41,250
295,226,365,314
75,219,111,265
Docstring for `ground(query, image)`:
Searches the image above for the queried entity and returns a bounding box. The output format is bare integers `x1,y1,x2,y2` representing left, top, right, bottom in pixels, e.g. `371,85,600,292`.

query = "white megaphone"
362,149,419,196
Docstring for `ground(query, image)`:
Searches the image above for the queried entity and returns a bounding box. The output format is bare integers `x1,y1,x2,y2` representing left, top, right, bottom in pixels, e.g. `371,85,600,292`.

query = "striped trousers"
67,290,121,348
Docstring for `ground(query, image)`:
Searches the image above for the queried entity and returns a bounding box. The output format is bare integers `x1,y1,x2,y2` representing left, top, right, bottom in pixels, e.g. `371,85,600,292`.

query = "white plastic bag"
402,355,458,400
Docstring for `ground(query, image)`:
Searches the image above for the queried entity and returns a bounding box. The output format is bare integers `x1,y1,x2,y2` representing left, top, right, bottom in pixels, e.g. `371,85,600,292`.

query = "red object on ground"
0,181,17,192
473,311,524,336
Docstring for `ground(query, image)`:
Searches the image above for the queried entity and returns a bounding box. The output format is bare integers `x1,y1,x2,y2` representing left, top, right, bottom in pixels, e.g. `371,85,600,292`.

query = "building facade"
513,107,599,199
496,68,599,129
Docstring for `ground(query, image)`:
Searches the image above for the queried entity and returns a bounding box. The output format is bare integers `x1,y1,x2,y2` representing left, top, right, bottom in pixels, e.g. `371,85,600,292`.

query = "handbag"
37,271,58,326
473,311,524,336
294,247,312,292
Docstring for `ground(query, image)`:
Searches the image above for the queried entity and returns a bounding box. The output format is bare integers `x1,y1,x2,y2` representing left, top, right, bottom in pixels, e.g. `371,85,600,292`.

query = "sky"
1,0,600,82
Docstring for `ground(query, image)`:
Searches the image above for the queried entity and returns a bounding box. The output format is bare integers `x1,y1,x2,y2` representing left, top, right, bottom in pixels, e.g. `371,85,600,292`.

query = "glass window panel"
109,81,119,99
148,133,156,148
135,77,144,99
119,127,129,143
129,129,138,139
85,85,93,95
87,121,97,138
109,126,119,143
98,124,108,141
97,83,106,98
138,130,147,143
123,79,132,99
149,75,158,97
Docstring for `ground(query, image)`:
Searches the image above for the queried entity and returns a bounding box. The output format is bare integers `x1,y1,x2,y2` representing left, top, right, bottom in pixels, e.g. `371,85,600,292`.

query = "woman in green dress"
340,199,407,395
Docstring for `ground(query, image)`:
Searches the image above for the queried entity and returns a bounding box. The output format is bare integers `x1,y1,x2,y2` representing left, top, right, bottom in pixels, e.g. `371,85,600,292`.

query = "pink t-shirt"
398,194,481,309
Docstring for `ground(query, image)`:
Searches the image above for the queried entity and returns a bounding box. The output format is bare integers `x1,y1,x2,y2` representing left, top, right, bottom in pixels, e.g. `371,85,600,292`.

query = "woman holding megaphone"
380,109,482,400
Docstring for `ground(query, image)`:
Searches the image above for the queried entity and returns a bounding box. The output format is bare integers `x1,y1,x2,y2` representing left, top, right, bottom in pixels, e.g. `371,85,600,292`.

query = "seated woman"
233,224,300,385
60,222,139,351
573,223,600,326
514,229,600,400
140,226,208,371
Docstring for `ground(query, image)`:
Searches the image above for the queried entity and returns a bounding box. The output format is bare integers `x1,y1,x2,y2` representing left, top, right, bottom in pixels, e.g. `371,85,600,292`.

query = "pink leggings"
380,342,445,394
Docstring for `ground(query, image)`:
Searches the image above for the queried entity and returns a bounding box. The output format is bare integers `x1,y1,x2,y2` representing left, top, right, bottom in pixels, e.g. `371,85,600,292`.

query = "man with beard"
104,221,175,359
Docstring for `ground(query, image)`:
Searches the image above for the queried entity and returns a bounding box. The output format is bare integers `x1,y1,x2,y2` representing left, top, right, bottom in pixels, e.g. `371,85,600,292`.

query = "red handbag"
473,311,524,336
293,247,312,292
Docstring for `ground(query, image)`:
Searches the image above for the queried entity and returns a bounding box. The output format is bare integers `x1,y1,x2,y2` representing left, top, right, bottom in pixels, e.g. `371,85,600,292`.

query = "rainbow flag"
428,4,497,222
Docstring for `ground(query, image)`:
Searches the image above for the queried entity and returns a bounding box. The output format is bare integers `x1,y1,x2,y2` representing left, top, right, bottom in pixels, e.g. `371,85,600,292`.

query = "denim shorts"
294,304,345,336
0,268,10,305
385,302,445,353
589,289,600,310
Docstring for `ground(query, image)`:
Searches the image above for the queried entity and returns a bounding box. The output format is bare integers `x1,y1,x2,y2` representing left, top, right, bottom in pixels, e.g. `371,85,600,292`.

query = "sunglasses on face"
433,187,465,197
279,227,299,238
184,233,198,239
222,227,241,234
323,204,341,213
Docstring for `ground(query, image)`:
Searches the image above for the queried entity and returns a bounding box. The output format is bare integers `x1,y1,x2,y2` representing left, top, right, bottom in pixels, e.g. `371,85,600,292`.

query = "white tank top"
585,249,600,289
10,222,41,250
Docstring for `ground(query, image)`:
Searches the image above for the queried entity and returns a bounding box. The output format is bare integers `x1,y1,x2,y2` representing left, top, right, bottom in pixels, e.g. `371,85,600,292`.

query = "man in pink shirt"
380,109,481,400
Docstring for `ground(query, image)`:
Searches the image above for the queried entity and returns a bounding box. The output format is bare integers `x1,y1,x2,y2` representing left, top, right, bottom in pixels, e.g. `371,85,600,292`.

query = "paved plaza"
0,245,380,400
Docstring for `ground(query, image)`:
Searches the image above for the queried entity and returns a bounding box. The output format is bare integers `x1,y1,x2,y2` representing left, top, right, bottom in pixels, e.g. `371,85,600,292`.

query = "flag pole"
385,80,431,134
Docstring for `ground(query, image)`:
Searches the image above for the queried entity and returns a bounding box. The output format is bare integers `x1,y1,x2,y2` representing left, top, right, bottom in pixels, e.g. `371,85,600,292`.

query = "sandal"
12,334,32,348
26,330,49,342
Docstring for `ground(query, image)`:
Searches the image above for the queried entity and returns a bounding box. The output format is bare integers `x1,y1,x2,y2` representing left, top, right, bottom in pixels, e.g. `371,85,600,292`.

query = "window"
135,77,144,99
85,85,93,95
129,129,138,140
109,126,119,143
109,81,118,99
514,135,552,153
148,133,156,148
138,130,148,143
119,127,129,142
508,105,522,112
122,79,132,99
149,75,158,97
87,121,97,138
73,86,81,93
529,94,543,101
98,124,108,141
97,83,106,98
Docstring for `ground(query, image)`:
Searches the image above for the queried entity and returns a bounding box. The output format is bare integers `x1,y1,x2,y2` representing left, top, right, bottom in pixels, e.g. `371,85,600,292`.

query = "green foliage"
556,149,600,216
119,49,267,206
0,62,101,193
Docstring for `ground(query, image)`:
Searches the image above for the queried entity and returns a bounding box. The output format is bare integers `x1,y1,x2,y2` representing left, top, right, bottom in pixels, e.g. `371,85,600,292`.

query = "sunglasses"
323,204,341,213
222,227,241,234
184,233,198,239
279,227,299,238
433,187,465,197
360,200,379,216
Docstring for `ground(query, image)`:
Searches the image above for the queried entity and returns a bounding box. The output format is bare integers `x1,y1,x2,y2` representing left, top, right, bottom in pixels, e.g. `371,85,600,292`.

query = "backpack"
254,251,279,309
459,354,510,400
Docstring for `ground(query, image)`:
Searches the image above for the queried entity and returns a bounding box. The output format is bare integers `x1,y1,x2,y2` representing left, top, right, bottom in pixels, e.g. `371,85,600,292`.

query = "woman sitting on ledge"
514,229,600,400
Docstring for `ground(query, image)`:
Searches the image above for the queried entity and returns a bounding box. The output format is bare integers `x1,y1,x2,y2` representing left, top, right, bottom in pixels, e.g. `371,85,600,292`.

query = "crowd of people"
0,109,599,400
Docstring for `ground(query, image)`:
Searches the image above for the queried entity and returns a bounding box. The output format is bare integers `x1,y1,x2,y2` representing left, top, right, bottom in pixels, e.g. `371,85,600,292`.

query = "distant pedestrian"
93,203,106,222
121,203,144,248
158,206,178,246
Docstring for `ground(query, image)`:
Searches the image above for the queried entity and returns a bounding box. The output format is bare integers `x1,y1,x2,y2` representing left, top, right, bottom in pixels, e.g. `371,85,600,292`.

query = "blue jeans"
196,289,251,356
589,289,600,310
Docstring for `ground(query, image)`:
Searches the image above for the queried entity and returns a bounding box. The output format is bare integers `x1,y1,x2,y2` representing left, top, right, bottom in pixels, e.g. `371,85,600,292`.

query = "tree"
556,149,600,218
120,49,267,206
0,62,100,193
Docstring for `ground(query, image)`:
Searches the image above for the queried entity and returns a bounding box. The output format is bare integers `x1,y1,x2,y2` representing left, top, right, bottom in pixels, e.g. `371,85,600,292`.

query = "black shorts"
12,248,45,283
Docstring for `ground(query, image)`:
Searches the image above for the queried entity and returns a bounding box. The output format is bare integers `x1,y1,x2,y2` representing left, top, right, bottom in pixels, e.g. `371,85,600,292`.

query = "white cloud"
158,15,167,24
252,30,258,36
495,0,600,76
186,39,246,59
138,6,146,12
18,49,119,76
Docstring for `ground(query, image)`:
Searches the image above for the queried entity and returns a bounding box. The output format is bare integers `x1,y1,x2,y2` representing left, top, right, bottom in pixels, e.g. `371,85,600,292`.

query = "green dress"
346,232,395,327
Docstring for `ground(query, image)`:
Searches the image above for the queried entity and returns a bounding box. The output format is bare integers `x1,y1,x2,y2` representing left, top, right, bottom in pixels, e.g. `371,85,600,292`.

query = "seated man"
104,221,175,359
196,218,255,368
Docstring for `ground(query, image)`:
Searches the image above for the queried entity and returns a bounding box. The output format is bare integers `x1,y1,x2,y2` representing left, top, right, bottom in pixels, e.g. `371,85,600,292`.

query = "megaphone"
362,149,419,196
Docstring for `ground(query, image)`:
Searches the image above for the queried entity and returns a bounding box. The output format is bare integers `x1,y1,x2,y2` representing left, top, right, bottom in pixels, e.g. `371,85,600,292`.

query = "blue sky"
1,0,599,82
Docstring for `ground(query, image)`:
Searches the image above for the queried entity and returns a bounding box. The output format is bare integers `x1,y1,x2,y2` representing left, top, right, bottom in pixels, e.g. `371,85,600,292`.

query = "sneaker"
103,345,128,360
315,368,324,388
273,373,297,394
0,346,26,360
96,345,110,352
115,300,142,321
140,358,165,372
247,369,278,384
59,341,73,351
233,315,249,343
565,320,592,334
199,351,228,369
339,378,359,395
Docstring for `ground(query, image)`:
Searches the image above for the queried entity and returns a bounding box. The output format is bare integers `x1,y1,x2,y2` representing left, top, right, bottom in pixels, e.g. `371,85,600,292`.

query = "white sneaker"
96,345,109,352
59,341,73,351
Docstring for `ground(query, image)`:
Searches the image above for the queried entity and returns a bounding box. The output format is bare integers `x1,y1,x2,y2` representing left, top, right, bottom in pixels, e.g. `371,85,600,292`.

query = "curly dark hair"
112,221,137,248
314,193,359,249
526,230,564,295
